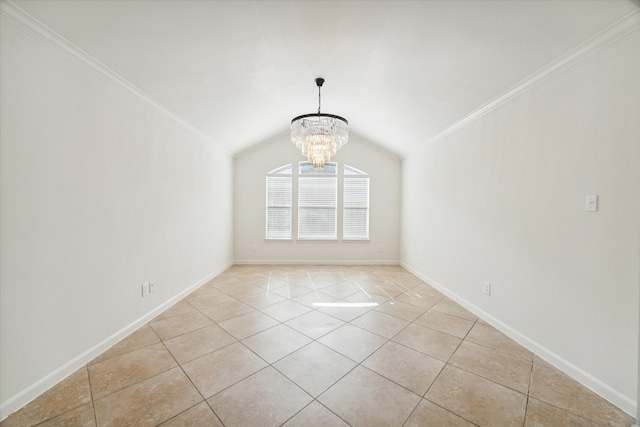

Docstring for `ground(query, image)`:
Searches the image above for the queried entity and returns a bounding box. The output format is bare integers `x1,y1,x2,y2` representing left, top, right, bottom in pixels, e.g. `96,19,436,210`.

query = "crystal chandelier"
291,78,349,170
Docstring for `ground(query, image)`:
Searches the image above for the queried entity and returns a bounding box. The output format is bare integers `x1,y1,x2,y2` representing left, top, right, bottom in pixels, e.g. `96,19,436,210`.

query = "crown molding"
0,0,232,157
403,9,640,159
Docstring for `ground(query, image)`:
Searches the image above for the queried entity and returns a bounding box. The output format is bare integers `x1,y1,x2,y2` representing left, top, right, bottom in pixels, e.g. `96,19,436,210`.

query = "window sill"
264,238,370,243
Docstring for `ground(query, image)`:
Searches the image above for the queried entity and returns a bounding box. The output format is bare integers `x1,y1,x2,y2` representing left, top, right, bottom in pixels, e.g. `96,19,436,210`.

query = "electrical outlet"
141,282,150,297
251,244,257,252
483,282,491,296
149,281,155,293
379,245,384,253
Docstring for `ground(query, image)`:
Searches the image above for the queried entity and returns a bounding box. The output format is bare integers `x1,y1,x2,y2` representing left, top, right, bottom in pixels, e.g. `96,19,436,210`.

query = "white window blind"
343,177,369,239
266,176,292,239
298,176,337,239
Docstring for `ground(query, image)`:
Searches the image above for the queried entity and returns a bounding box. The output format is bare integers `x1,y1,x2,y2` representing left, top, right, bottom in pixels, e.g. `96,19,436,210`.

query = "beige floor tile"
164,324,236,364
36,403,96,427
259,299,312,322
317,305,371,322
404,399,475,427
198,300,255,323
318,324,387,362
375,300,428,321
1,368,92,427
185,288,235,309
350,310,409,339
90,324,160,365
149,310,213,340
181,342,267,398
271,284,315,299
217,310,279,339
273,342,357,397
426,365,527,427
282,401,349,427
152,300,197,322
207,276,242,289
533,354,555,369
414,310,474,338
94,367,202,427
449,340,532,394
318,282,360,299
393,291,442,309
309,271,347,284
285,310,345,339
341,290,389,305
430,299,478,321
88,342,177,399
318,366,421,427
235,272,271,284
366,281,408,298
525,398,601,427
465,323,533,361
159,401,223,427
291,290,338,307
529,362,635,426
362,341,445,396
287,276,316,289
208,367,312,427
249,276,290,290
408,282,443,297
241,324,312,363
208,277,243,291
239,291,287,309
186,284,222,299
392,323,461,361
217,282,265,299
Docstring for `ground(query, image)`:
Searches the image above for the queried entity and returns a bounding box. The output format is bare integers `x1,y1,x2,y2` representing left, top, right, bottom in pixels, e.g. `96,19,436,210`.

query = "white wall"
0,15,234,417
234,132,400,264
401,28,640,414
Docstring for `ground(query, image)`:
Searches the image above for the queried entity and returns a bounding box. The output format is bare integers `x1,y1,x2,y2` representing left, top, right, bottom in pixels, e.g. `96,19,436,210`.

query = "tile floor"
2,265,635,427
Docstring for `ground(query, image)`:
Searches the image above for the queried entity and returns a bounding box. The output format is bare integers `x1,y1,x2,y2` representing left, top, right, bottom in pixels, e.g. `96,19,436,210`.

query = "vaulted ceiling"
11,0,639,157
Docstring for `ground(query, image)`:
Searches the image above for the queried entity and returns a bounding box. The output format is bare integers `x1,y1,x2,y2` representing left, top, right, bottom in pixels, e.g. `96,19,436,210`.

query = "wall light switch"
585,195,598,212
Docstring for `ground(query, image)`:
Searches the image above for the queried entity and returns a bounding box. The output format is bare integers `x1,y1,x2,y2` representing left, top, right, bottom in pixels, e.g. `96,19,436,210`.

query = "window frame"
264,162,370,242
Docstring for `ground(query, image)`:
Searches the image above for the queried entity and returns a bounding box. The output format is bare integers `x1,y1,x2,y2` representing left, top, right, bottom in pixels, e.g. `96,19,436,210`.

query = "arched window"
265,162,369,240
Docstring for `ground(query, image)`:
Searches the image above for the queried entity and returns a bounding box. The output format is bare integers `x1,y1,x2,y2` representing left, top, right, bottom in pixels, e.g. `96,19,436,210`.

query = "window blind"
343,177,369,239
266,176,292,239
298,176,337,239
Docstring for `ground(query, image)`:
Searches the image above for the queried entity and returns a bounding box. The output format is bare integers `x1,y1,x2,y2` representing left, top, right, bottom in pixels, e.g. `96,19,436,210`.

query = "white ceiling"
11,0,639,157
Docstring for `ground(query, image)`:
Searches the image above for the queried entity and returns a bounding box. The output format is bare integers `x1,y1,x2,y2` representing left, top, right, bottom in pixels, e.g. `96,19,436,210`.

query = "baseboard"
0,261,232,421
400,262,637,417
233,259,400,265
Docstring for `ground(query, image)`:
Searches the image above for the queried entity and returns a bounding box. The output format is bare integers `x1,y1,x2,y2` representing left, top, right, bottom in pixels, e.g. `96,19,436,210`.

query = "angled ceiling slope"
7,0,640,157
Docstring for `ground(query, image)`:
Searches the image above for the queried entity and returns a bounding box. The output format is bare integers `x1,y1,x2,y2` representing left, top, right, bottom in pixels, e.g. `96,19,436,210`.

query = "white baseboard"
0,262,232,420
400,262,637,418
233,259,400,266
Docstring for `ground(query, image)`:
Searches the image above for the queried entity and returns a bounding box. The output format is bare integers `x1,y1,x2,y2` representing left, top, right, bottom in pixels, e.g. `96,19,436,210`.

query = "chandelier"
291,78,349,170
